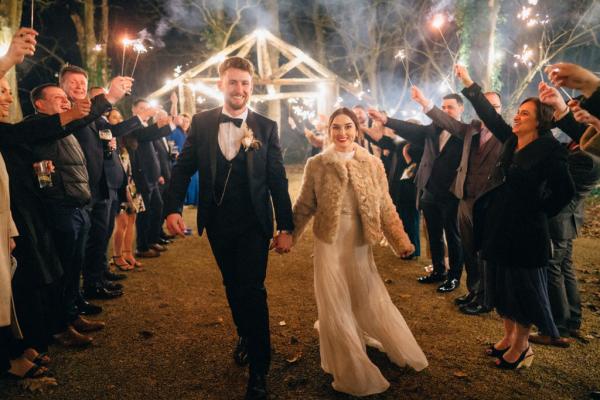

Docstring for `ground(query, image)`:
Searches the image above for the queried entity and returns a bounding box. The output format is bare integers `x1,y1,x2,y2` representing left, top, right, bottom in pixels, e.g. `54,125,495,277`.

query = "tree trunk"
312,1,327,67
71,0,109,86
0,0,24,122
482,0,501,91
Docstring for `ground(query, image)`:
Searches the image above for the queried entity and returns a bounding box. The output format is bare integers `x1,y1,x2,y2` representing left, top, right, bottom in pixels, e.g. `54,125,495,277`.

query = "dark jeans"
547,239,581,335
105,188,121,269
398,205,420,257
420,192,463,279
207,225,271,375
136,184,163,251
46,203,90,327
83,198,111,288
458,197,481,297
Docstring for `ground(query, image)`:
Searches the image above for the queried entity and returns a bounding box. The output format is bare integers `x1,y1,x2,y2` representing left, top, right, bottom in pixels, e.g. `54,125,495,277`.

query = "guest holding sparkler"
456,64,575,369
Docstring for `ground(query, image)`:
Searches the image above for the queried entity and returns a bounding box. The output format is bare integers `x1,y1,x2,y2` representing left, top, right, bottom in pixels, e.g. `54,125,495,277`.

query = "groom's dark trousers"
163,107,294,376
206,147,271,374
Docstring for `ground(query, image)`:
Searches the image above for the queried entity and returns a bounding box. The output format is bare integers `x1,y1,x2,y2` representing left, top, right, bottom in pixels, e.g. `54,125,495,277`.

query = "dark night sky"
16,0,195,115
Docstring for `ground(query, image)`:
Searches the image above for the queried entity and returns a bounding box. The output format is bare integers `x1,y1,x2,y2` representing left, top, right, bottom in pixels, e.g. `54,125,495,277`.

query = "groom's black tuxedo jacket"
163,106,294,237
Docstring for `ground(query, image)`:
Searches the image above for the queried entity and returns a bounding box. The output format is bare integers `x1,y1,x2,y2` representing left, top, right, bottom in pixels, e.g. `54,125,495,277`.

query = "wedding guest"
536,83,600,343
546,63,600,119
129,100,174,258
457,65,575,369
410,82,503,315
59,64,133,300
369,95,465,293
292,107,427,396
109,110,145,271
29,83,105,347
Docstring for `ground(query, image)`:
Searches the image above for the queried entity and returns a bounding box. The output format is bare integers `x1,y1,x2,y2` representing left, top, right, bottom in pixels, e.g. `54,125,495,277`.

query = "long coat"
292,144,414,256
0,153,18,328
462,83,576,268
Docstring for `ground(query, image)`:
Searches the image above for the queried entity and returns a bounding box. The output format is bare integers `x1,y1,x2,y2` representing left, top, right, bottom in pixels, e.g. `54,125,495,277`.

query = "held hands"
545,63,600,98
454,64,473,88
71,97,91,119
105,76,134,104
166,213,187,238
367,108,388,125
270,232,292,254
538,82,567,112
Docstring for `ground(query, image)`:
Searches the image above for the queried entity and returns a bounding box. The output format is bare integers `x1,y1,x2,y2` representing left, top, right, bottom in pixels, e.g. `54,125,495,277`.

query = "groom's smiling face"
219,67,253,113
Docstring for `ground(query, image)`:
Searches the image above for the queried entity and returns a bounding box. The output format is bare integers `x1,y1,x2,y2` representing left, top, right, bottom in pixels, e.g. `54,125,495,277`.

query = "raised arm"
368,108,430,147
456,65,512,143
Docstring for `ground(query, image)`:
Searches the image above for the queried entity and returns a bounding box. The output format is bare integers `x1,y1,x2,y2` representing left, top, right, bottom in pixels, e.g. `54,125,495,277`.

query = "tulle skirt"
313,213,428,396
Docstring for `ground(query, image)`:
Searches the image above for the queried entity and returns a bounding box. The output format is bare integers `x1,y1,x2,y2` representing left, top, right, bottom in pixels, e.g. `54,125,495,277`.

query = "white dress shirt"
218,108,249,161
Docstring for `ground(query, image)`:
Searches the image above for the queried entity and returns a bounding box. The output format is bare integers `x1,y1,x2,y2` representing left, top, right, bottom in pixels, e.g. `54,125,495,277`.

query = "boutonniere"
241,122,262,152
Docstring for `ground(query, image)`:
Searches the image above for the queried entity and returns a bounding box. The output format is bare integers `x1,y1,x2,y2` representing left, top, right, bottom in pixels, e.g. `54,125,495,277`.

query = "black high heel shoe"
495,347,534,370
486,344,509,358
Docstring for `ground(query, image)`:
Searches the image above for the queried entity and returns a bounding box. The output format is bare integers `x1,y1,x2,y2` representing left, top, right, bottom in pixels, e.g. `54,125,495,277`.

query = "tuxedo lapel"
208,107,222,186
244,110,260,182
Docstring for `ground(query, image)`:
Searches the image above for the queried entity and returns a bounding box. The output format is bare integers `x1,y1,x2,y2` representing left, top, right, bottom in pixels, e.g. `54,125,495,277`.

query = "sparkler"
130,40,147,78
394,49,414,87
93,44,102,53
120,37,132,76
31,0,35,29
431,13,456,60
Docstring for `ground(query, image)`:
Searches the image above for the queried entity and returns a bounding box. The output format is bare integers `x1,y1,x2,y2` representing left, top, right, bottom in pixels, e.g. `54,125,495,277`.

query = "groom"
164,56,294,400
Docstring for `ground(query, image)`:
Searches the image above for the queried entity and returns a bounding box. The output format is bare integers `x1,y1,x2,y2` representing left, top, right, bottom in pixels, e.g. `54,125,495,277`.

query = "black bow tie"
218,114,244,128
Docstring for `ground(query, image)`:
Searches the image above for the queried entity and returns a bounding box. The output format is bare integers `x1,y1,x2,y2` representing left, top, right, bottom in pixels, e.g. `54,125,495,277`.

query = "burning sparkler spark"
431,13,446,30
394,49,406,60
130,40,148,78
93,44,102,52
514,44,534,68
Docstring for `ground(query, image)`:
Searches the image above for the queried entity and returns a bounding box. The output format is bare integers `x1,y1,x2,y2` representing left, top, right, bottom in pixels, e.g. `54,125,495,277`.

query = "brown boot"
529,333,572,348
54,326,93,347
72,315,105,333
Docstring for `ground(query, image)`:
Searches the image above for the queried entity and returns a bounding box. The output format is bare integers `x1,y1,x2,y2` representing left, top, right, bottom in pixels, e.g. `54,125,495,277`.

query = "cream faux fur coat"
292,144,414,256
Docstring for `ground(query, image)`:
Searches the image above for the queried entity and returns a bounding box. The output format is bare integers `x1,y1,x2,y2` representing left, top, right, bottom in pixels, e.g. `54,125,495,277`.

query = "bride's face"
329,114,357,152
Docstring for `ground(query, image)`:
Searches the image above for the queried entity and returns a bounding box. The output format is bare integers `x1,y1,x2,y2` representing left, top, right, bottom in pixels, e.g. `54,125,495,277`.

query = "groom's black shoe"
245,373,267,400
437,278,460,293
417,272,446,284
454,292,475,306
233,337,249,366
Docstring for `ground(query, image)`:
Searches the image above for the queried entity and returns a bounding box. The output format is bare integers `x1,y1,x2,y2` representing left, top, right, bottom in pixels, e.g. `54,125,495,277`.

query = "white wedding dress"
313,154,428,396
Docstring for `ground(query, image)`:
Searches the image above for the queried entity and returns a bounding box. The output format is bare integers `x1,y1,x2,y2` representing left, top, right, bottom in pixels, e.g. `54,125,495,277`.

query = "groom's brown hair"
218,56,255,78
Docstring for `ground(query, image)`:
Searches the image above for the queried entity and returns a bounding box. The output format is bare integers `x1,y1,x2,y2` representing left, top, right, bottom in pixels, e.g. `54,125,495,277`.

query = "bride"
292,107,428,396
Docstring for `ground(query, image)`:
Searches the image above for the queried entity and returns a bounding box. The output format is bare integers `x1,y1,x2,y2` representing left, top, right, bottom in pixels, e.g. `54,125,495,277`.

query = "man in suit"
368,94,464,293
411,82,504,314
59,65,134,300
130,100,174,258
164,57,293,400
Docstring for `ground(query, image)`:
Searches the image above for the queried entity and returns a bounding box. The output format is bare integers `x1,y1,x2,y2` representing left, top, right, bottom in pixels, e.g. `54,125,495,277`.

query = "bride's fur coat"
292,143,415,256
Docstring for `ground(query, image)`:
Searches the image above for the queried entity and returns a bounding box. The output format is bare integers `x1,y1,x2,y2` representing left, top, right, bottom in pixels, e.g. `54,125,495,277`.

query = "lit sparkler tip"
93,44,102,52
148,99,159,108
431,13,446,30
122,38,132,46
394,49,407,60
133,41,148,54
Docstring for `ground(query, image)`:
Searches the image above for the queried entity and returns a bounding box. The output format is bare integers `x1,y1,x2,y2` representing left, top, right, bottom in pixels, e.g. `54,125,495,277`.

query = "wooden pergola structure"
146,29,367,126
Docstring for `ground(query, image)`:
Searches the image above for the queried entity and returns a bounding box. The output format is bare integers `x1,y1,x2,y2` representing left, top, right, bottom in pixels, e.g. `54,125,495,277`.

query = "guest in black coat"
457,64,575,370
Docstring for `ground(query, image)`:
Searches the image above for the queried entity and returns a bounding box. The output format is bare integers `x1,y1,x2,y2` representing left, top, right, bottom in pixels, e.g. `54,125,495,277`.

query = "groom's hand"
272,232,292,254
166,213,186,238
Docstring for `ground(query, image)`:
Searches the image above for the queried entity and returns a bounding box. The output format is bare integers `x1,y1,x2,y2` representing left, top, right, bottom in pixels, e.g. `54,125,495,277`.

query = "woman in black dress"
457,65,575,370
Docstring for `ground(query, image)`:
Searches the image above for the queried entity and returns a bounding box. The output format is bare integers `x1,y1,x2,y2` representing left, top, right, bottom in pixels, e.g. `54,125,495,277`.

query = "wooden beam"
147,33,255,99
271,56,304,79
236,37,256,58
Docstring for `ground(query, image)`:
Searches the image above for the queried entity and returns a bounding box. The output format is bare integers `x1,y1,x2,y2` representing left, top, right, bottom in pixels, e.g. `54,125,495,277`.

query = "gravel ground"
1,165,599,400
